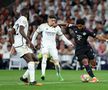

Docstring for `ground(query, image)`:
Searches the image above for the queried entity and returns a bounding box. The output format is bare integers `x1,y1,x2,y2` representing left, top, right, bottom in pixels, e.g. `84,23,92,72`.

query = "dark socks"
84,65,95,78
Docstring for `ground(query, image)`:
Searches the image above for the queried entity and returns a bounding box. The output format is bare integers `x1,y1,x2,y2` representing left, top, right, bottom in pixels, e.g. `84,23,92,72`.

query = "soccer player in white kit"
32,15,73,81
9,8,42,86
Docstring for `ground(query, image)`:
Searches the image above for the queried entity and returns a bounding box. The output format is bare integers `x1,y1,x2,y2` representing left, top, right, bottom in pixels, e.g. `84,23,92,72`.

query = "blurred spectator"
0,43,3,69
0,26,3,37
2,44,11,69
94,21,104,35
58,40,74,69
39,8,48,23
97,40,108,57
97,40,108,69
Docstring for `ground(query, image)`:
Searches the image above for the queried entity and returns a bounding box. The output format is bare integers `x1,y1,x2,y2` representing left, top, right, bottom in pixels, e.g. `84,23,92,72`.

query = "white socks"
28,62,35,82
55,64,61,75
41,56,47,76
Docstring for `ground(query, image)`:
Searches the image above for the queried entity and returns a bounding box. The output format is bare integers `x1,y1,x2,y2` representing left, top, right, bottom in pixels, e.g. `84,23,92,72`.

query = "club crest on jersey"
83,32,86,35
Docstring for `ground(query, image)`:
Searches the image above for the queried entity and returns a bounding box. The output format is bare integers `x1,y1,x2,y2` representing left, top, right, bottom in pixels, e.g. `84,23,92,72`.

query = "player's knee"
53,60,60,66
42,54,48,64
42,60,47,64
43,54,48,59
82,58,89,65
90,59,96,67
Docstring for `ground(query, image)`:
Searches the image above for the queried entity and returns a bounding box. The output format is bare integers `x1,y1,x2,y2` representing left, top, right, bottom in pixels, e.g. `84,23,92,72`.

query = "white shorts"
41,46,59,60
15,45,33,57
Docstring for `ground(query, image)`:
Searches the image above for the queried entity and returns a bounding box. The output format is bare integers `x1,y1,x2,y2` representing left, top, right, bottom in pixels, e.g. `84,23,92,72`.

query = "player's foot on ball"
20,77,28,83
89,77,99,83
29,81,43,86
41,76,45,80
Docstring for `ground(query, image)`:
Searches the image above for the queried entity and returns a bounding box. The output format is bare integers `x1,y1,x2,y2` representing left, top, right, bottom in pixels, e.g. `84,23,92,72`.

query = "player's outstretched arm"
59,34,74,47
31,31,39,46
19,26,30,43
96,34,108,41
19,26,34,49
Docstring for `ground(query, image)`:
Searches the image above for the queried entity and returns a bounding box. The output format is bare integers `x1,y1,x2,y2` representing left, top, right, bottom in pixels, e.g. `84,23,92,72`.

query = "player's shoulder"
85,28,92,33
69,25,77,31
40,23,47,26
19,16,27,21
55,25,61,30
69,24,77,30
38,23,47,28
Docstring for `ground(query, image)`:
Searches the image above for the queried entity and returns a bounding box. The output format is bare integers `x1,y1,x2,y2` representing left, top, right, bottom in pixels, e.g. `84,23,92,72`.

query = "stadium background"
0,0,108,70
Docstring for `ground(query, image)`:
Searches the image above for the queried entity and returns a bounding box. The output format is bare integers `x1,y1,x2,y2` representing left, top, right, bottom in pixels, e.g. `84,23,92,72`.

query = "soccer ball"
80,74,90,82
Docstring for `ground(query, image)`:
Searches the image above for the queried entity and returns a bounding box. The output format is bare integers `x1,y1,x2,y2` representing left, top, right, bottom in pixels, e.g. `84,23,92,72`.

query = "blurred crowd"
0,0,108,69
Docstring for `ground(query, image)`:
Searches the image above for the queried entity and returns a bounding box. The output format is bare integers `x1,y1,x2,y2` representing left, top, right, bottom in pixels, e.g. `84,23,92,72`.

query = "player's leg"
52,60,64,81
82,58,95,78
41,47,48,80
50,48,64,81
87,50,99,82
31,53,40,68
82,58,98,83
41,53,48,80
22,53,43,86
22,53,36,83
15,45,42,86
15,47,30,83
76,48,98,82
20,69,29,83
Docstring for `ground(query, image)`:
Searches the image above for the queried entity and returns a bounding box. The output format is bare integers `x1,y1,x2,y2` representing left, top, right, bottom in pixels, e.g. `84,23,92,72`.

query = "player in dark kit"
67,19,105,83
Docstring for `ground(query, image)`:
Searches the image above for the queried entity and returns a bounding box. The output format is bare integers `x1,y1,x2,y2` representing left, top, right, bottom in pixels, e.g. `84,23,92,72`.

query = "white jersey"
13,16,28,48
37,23,63,47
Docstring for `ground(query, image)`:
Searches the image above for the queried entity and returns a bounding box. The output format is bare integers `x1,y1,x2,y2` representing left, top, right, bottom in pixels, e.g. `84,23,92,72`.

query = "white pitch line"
43,79,108,84
44,81,78,84
0,82,73,86
0,80,108,86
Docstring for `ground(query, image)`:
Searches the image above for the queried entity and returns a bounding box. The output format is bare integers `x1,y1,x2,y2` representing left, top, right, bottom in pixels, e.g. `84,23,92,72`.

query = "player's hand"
68,44,74,48
96,35,106,41
27,40,35,49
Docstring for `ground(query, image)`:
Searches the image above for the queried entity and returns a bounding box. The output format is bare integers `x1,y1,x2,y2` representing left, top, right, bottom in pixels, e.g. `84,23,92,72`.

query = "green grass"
0,70,108,90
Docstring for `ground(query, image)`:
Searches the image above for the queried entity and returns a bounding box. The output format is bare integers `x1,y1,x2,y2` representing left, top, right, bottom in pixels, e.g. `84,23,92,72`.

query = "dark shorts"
75,46,95,62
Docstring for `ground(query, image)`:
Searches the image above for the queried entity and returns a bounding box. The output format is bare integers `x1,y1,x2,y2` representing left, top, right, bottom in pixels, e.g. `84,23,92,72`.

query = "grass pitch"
0,70,108,90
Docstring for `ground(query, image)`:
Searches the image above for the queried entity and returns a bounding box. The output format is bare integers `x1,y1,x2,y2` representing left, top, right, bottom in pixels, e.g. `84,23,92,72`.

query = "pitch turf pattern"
0,70,108,90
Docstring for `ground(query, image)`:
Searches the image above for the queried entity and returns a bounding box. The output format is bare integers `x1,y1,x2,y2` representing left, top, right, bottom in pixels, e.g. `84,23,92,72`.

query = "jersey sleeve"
69,25,76,30
36,24,43,33
87,29,96,38
13,22,20,32
57,26,63,36
13,16,27,32
18,16,27,27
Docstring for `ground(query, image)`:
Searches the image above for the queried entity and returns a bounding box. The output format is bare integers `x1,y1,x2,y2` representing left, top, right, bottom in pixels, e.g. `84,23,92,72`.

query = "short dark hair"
76,19,85,25
48,15,57,19
21,8,28,16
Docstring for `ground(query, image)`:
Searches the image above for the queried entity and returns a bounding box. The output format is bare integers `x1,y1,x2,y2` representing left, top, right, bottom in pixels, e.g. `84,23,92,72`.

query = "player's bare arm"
19,26,34,49
95,34,108,41
31,30,39,46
